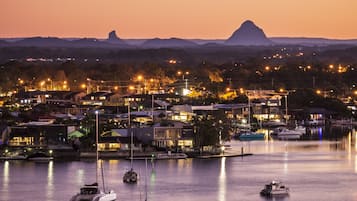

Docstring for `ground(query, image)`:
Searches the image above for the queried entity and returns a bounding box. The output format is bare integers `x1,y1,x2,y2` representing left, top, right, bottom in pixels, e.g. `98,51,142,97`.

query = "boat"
238,132,265,141
70,111,117,201
155,152,188,160
273,127,302,140
123,168,138,183
294,125,306,135
26,151,53,161
123,102,138,184
0,149,27,160
260,180,289,197
236,97,265,141
262,120,287,128
70,183,116,201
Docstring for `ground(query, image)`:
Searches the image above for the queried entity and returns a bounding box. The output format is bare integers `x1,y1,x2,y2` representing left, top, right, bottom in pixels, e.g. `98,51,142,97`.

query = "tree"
193,110,231,152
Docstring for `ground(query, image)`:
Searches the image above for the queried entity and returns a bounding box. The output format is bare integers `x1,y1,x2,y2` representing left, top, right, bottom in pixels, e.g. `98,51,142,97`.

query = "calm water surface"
1,127,357,201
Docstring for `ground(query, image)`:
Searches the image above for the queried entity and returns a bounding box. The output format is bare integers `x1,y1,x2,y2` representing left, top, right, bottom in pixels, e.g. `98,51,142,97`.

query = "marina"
1,128,357,201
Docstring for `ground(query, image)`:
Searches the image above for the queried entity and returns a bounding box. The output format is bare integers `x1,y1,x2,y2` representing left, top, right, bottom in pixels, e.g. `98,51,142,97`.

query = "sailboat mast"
128,102,133,168
95,110,99,184
131,130,133,168
248,93,251,129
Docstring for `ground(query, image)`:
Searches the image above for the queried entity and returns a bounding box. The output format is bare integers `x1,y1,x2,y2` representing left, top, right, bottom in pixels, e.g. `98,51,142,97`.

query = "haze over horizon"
1,0,357,39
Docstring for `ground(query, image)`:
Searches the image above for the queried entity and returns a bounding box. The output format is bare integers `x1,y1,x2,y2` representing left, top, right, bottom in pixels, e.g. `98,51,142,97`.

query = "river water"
1,126,357,201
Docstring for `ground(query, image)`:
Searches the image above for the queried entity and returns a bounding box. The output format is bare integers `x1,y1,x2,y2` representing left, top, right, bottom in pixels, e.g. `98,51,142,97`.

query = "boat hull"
238,133,265,141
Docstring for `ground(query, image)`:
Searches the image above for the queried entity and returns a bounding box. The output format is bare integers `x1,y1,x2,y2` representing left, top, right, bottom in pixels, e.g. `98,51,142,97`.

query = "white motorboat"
260,180,289,197
70,183,116,201
294,125,306,135
272,127,302,140
70,111,117,201
278,129,302,140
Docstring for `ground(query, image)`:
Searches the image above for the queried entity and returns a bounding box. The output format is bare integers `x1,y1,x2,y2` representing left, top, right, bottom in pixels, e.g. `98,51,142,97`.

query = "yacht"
70,111,117,201
260,180,289,197
272,127,302,140
294,125,306,135
70,183,116,201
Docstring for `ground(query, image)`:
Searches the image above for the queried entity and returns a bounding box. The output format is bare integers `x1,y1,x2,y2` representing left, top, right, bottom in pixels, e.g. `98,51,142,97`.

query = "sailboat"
70,111,117,201
123,103,138,184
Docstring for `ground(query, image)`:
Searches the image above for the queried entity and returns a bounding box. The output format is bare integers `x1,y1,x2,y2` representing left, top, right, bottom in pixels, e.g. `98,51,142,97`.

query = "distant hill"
141,38,198,48
12,37,71,47
0,31,131,48
0,39,9,46
271,37,357,46
225,20,272,46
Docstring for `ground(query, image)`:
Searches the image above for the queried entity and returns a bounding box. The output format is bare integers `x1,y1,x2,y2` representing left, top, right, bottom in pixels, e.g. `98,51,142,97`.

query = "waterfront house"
152,121,194,152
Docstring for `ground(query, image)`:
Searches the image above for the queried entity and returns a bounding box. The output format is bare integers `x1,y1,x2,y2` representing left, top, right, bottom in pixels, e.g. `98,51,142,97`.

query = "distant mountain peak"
107,30,126,45
241,20,254,27
225,20,272,46
108,30,119,40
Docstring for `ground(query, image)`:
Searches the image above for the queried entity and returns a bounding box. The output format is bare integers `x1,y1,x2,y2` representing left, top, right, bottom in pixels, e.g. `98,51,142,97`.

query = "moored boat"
123,168,138,183
70,183,116,201
70,110,117,201
277,128,302,140
260,180,289,197
238,132,265,141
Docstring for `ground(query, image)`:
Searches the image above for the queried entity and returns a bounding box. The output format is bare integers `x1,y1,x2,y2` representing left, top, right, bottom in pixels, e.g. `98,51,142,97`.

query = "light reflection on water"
46,160,54,201
218,157,226,201
1,126,357,201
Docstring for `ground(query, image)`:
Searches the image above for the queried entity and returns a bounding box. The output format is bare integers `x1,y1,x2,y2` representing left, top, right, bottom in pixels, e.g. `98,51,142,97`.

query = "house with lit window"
81,92,122,106
152,121,194,152
7,124,73,148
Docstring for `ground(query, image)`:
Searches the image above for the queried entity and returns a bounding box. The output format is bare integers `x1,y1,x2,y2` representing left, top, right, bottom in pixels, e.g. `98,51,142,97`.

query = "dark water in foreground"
1,127,357,201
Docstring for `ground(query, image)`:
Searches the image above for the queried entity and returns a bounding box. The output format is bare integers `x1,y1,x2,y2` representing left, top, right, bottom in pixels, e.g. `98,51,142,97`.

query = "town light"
137,75,143,81
239,88,244,94
81,84,86,89
316,90,321,95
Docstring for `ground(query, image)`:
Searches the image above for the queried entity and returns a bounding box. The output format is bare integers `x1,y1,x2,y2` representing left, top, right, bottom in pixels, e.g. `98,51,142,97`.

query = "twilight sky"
1,0,357,39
